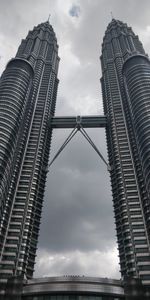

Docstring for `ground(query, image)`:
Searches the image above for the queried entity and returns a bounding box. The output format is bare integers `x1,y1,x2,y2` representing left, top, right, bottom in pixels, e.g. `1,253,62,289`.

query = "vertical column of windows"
112,38,121,55
24,39,34,56
106,43,113,59
39,41,47,58
33,38,41,56
14,60,45,277
102,64,128,275
25,64,56,277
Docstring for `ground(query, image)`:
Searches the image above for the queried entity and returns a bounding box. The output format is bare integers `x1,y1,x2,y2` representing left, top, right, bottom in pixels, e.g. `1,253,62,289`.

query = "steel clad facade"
0,21,59,280
101,19,150,285
123,55,150,192
0,58,34,219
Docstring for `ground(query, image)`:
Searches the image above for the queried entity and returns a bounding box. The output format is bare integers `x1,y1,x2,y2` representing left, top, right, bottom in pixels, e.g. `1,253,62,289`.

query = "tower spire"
48,14,51,22
110,11,114,20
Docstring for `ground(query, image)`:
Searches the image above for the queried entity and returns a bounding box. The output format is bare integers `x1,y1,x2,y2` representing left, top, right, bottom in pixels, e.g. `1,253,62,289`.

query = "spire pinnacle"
48,14,51,22
110,11,114,20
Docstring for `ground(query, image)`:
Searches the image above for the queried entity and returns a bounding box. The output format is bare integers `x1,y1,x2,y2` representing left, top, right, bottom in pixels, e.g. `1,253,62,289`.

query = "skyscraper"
0,21,59,280
101,19,150,285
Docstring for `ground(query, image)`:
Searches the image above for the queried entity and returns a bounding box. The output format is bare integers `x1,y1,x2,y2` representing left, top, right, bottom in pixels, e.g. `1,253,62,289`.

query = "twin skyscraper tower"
0,18,150,289
0,21,59,280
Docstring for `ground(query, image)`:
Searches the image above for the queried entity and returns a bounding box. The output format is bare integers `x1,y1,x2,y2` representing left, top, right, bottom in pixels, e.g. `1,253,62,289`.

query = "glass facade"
19,276,124,300
22,295,122,300
0,21,59,280
101,19,150,285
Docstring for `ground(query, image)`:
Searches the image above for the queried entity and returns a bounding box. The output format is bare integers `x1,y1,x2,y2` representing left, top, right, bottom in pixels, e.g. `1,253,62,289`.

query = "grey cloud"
38,128,115,254
34,248,120,278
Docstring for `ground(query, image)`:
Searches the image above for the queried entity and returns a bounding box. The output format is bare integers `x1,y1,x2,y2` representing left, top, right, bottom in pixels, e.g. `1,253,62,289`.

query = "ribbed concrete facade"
0,21,59,280
101,19,150,285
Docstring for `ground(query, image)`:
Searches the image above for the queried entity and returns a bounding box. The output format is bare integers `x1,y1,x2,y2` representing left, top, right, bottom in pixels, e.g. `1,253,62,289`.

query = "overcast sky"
1,0,150,280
